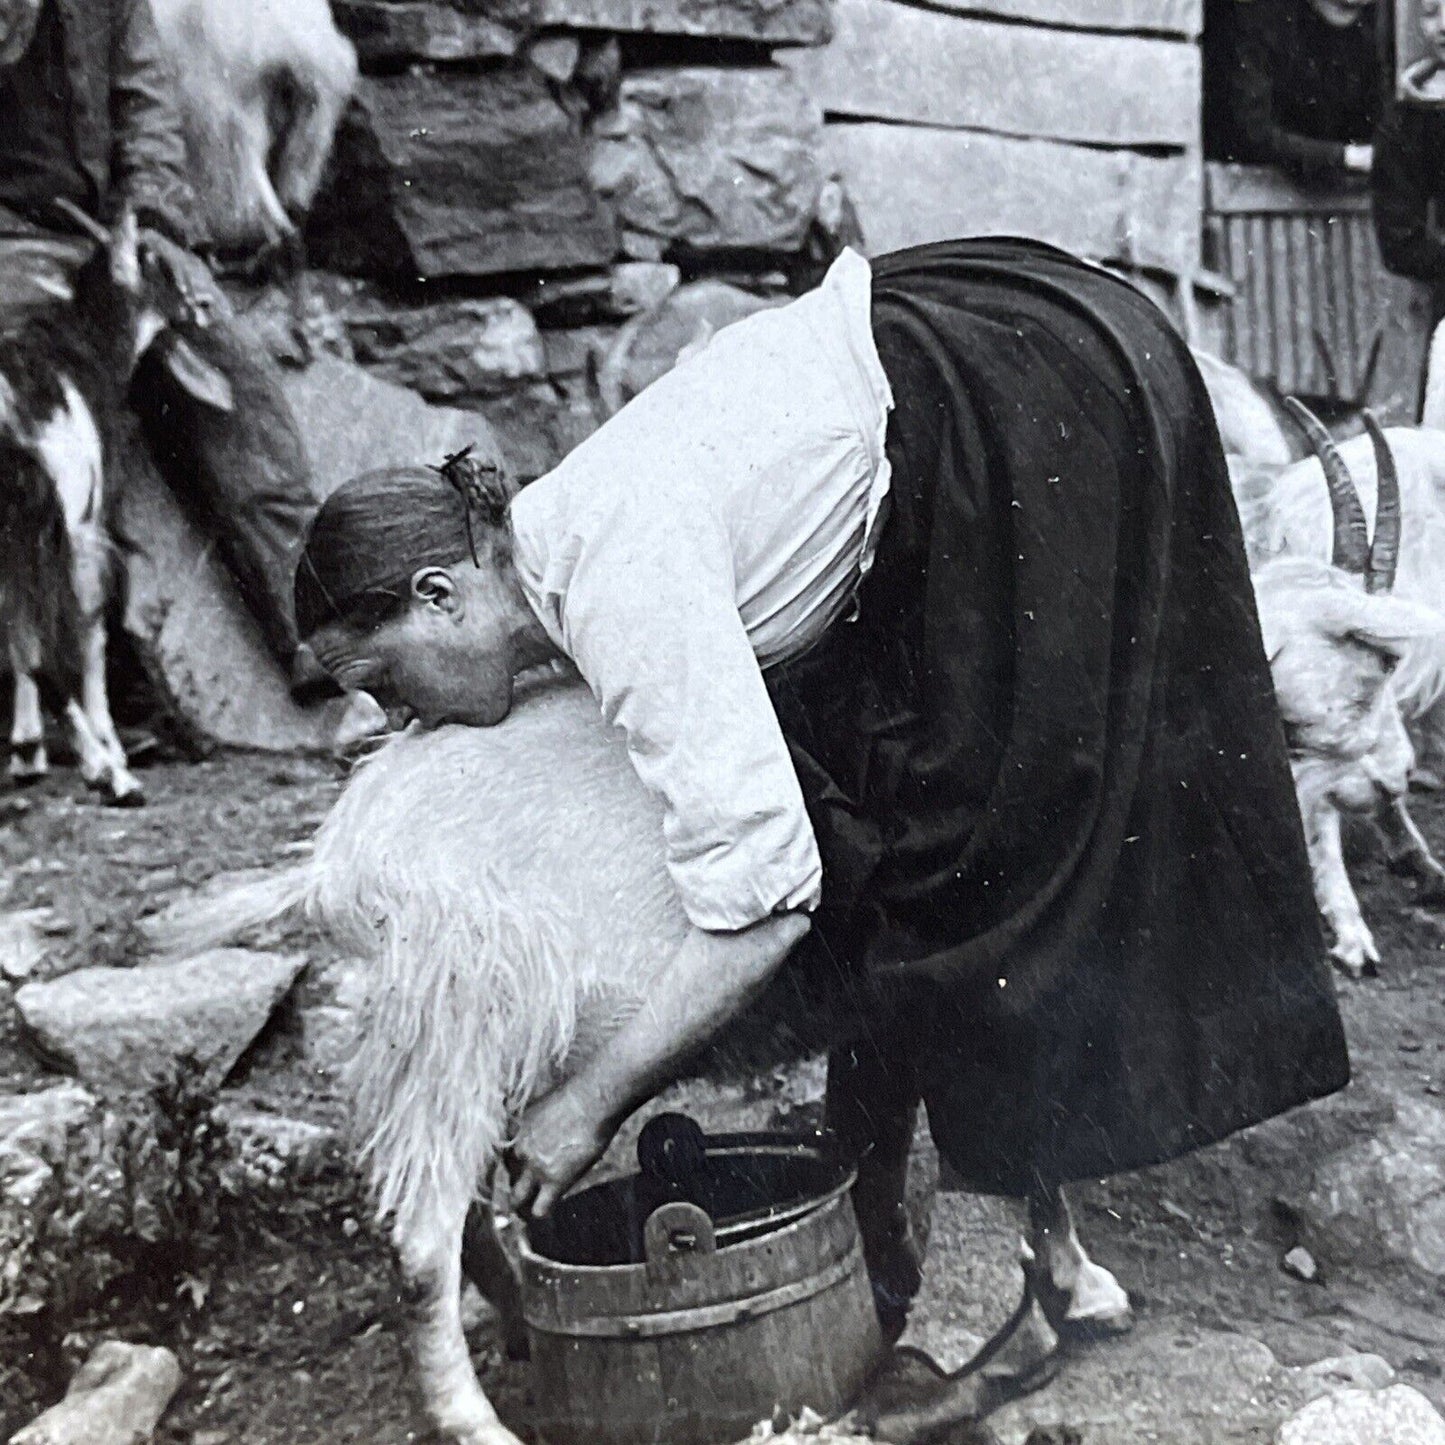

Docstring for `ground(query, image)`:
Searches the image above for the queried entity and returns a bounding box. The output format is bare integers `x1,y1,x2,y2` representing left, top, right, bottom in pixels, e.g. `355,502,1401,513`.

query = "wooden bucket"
519,1121,883,1445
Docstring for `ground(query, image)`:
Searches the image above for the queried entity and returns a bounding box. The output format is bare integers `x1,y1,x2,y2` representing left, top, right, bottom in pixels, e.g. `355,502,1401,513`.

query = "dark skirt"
763,237,1350,1195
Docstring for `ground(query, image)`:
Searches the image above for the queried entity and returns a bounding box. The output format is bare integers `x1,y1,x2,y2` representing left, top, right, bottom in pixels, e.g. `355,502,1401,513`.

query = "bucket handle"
644,1201,716,1285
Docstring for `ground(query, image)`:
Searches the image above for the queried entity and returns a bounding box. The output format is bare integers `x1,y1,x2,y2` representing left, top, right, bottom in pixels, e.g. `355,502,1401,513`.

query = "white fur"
1424,318,1445,433
149,0,358,251
1241,430,1445,971
1192,348,1297,467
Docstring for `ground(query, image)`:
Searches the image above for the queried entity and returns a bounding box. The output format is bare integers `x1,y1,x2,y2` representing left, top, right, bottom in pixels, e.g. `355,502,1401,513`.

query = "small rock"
1296,1095,1445,1278
592,280,786,416
346,295,547,401
0,910,50,985
527,34,581,83
14,950,307,1091
1283,1245,1320,1282
9,1340,181,1445
1297,1353,1396,1400
1275,1384,1445,1444
530,262,681,326
215,1104,339,1191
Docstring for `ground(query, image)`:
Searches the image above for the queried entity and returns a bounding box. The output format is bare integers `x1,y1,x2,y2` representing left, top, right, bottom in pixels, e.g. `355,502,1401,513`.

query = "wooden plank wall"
1206,163,1433,422
779,0,1204,275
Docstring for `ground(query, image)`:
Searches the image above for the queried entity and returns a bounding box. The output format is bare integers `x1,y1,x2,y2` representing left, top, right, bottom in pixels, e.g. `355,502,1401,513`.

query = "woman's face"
306,564,518,729
1422,0,1445,64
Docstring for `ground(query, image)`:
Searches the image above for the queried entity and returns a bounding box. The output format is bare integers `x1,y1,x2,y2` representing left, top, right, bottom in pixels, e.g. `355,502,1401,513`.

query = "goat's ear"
1329,591,1445,661
160,334,235,412
109,207,141,293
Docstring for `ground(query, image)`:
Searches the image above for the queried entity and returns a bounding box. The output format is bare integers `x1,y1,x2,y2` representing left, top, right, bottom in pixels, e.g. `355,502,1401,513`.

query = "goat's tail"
140,863,315,958
0,438,83,696
1424,317,1445,432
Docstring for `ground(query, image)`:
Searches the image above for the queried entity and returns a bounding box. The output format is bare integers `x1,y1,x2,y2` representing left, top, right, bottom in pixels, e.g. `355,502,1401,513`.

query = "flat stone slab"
344,294,547,401
14,950,307,1092
590,67,825,256
310,64,616,280
10,1340,182,1445
333,0,520,62
1276,1385,1445,1445
532,0,831,43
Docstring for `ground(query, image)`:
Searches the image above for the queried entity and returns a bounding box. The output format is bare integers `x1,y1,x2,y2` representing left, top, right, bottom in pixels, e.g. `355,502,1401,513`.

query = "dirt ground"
2,747,1444,1442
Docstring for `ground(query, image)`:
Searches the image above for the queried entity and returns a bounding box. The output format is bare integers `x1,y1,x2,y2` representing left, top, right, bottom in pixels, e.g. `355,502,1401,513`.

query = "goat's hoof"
7,746,49,784
103,778,146,808
1329,948,1375,981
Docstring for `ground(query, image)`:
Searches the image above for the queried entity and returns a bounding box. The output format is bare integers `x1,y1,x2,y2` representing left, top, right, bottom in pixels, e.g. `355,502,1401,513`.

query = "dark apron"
763,237,1349,1195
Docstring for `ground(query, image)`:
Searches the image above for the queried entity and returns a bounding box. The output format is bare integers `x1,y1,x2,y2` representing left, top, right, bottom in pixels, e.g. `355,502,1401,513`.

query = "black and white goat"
1,204,231,804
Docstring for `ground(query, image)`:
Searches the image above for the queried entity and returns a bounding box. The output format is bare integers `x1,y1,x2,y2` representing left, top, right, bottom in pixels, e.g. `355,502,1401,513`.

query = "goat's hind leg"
8,661,48,784
74,619,142,805
1378,796,1445,906
397,1191,523,1445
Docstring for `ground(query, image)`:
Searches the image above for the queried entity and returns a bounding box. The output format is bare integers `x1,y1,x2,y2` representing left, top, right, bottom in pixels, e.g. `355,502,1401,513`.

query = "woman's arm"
1229,1,1353,178
508,909,810,1218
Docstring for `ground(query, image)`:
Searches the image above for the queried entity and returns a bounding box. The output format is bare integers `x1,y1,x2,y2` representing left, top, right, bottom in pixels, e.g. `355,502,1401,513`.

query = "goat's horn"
51,198,110,247
1283,396,1368,575
1364,410,1400,595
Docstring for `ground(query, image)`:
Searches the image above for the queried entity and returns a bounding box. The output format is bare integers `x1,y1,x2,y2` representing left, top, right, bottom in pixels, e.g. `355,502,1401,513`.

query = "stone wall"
296,0,843,479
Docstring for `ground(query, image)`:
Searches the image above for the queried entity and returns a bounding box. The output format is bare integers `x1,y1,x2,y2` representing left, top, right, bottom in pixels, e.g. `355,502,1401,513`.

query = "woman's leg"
825,1034,926,1343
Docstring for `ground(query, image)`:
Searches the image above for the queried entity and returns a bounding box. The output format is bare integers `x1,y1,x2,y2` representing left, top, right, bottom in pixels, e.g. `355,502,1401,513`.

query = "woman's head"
295,451,546,728
1421,0,1445,65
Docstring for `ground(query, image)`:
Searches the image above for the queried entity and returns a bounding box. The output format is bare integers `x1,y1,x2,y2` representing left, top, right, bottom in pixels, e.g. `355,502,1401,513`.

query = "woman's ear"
411,566,461,613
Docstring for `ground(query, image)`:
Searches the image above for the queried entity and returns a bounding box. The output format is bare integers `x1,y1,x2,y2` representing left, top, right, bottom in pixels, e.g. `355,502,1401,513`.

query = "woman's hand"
507,1081,617,1219
1343,143,1374,175
507,910,809,1219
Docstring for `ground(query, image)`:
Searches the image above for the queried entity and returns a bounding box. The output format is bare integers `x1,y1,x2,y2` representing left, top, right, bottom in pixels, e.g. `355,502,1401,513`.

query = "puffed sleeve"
550,492,823,932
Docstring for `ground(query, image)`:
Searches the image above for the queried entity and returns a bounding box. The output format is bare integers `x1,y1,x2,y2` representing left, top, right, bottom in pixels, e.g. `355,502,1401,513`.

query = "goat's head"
54,200,232,410
1253,404,1438,813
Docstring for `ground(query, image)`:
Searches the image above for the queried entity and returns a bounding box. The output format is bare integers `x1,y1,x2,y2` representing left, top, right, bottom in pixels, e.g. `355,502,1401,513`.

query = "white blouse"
509,249,894,931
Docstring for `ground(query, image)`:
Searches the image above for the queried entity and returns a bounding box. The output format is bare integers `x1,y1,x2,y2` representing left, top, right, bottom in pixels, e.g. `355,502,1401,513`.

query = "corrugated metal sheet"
1206,164,1386,403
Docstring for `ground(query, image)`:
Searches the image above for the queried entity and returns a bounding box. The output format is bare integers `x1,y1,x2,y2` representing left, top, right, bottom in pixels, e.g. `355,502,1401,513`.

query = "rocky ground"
1,750,1444,1444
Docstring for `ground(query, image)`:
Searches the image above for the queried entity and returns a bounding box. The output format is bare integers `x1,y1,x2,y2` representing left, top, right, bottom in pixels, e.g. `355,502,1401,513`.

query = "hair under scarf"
294,450,515,640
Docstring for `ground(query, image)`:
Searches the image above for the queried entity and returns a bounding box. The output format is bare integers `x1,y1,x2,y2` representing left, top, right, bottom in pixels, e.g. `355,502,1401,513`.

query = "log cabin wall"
779,0,1206,276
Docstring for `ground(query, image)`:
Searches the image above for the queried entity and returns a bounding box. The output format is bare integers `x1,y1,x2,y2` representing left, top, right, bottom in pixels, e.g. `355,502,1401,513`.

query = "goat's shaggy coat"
151,676,691,1243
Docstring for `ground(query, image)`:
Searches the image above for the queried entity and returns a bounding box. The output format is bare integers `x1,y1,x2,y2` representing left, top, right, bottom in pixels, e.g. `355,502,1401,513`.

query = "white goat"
1,206,230,804
149,0,357,253
145,673,1127,1445
1240,405,1445,973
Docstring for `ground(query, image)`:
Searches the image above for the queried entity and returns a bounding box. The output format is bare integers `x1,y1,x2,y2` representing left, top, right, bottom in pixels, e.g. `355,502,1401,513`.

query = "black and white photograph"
1,0,1444,1441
